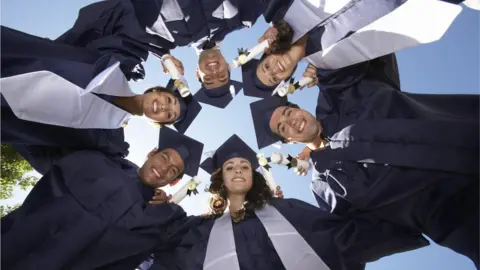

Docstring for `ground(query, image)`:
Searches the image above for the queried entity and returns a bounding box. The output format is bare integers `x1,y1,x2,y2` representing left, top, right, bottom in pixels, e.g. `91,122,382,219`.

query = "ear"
196,70,200,79
147,147,159,157
169,178,181,186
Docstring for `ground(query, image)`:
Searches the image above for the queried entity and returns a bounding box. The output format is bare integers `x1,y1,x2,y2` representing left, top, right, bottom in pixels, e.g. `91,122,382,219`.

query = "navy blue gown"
311,54,479,266
1,150,186,270
150,199,429,270
56,0,268,58
1,26,131,160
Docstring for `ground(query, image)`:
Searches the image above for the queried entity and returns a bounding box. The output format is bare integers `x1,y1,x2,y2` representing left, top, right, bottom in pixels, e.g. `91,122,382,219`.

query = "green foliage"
0,204,21,218
1,144,38,200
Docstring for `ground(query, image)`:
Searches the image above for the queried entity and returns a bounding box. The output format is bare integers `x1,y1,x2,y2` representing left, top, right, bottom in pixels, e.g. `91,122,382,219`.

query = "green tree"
0,204,21,218
1,145,38,216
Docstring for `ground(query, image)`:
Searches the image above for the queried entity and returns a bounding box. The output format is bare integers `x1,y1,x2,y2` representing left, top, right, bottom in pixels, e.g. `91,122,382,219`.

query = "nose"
235,167,242,175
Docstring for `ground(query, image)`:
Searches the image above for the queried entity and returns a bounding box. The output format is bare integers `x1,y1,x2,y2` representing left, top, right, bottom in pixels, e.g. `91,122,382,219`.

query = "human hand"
149,188,173,205
162,55,184,76
274,185,284,199
294,147,312,176
299,64,318,90
258,26,278,54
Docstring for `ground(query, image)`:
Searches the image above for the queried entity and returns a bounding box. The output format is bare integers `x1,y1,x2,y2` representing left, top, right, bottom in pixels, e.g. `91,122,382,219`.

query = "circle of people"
1,1,478,270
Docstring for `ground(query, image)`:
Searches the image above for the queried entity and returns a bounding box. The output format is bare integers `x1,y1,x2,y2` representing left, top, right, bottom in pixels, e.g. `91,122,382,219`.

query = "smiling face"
142,90,181,124
139,148,185,188
197,49,231,89
222,157,253,196
269,105,321,143
256,54,296,86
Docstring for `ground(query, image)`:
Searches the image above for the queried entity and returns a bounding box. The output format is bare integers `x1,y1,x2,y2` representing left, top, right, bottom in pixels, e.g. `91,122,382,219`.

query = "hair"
269,19,294,54
143,86,177,126
202,166,274,220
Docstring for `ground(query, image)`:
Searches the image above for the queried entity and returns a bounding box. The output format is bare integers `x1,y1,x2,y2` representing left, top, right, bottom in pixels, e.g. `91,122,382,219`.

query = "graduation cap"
158,127,204,177
241,59,281,99
193,79,243,109
165,79,202,134
200,135,259,175
250,96,288,149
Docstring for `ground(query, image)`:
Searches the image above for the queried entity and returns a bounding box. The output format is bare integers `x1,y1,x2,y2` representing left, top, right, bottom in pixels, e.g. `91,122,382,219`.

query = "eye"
225,166,233,171
287,109,292,117
242,166,249,170
265,63,270,70
281,125,286,134
167,96,172,104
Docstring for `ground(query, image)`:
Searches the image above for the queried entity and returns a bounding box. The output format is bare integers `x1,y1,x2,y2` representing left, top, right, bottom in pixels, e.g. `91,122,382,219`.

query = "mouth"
152,100,158,114
299,120,306,133
207,62,218,67
152,167,161,178
232,177,245,182
277,61,285,72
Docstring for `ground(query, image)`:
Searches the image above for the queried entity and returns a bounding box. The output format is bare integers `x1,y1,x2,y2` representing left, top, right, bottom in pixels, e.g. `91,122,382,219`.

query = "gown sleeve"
271,198,429,265
11,144,70,175
55,0,170,81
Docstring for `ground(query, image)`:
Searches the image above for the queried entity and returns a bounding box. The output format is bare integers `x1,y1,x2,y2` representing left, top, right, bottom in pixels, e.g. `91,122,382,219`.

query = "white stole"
0,62,135,129
283,0,351,43
305,0,462,69
203,204,330,270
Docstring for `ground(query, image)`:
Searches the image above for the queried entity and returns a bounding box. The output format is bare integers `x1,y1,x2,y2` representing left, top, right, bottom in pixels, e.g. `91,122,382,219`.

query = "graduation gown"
310,54,479,265
1,150,186,270
57,0,267,57
1,26,135,157
268,0,462,69
150,199,429,270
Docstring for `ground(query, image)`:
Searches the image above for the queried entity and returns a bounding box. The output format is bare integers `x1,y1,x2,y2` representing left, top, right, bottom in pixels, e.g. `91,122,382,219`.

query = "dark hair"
206,166,273,217
143,86,178,126
269,19,294,54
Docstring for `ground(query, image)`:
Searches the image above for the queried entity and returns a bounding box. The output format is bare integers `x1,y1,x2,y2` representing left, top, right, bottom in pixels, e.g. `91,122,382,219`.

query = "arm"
56,0,171,81
11,145,70,175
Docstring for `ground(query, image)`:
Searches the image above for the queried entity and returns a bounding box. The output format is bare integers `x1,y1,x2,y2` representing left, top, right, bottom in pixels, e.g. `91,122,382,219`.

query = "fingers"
293,167,308,176
258,36,266,43
173,58,185,75
150,189,170,204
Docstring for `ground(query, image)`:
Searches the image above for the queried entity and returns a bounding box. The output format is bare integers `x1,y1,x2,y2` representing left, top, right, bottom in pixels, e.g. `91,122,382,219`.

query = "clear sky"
1,1,478,269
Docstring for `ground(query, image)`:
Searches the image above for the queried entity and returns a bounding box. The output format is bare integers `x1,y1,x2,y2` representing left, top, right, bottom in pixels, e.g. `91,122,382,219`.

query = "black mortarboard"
165,79,202,134
193,79,243,109
250,96,288,149
158,127,204,177
200,135,259,175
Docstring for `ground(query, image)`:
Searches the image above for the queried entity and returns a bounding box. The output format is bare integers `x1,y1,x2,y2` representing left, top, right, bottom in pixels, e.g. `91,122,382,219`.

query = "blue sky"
1,1,478,269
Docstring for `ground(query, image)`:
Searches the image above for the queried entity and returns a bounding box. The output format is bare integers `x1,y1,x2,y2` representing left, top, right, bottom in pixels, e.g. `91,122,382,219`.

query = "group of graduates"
1,0,478,269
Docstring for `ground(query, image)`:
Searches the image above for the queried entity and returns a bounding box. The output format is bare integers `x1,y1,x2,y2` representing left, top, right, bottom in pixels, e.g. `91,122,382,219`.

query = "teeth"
153,101,157,113
277,62,284,72
152,168,160,178
299,121,305,132
232,178,244,182
208,62,218,67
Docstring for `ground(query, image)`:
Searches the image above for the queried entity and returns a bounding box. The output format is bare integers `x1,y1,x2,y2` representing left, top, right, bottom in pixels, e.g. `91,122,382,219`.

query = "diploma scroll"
257,153,278,192
232,40,270,68
270,152,312,171
161,55,191,98
274,77,314,97
169,177,202,204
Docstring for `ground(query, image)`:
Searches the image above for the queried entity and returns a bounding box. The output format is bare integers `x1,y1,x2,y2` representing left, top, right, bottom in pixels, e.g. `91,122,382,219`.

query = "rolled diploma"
161,55,190,97
277,77,314,97
232,40,269,68
259,165,278,191
270,152,312,171
169,178,202,204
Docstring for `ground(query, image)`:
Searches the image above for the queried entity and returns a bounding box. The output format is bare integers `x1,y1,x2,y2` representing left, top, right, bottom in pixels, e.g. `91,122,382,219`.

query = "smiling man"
1,127,204,270
250,54,479,266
